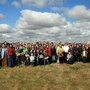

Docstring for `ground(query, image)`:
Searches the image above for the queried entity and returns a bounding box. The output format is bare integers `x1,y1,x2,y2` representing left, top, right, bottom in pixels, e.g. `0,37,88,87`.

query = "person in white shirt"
62,45,69,53
30,53,35,66
67,52,72,61
82,47,87,63
62,44,70,63
1,44,8,67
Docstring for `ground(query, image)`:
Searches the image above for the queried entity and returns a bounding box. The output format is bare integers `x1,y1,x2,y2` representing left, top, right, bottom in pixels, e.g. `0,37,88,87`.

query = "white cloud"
0,24,10,32
0,8,90,42
12,9,68,42
11,9,90,42
66,5,90,21
16,9,67,30
12,1,21,8
73,21,90,38
0,24,14,42
0,13,4,19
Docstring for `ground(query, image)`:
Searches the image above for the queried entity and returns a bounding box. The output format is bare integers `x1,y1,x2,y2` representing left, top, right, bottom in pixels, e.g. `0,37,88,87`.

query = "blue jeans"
8,56,14,67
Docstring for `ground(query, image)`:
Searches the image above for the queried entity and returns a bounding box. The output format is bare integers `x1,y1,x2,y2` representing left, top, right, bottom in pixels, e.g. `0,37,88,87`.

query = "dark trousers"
30,62,34,66
48,56,52,64
59,57,64,63
44,59,49,65
15,56,20,66
39,58,44,65
82,57,87,63
25,57,30,66
63,52,68,63
8,56,14,67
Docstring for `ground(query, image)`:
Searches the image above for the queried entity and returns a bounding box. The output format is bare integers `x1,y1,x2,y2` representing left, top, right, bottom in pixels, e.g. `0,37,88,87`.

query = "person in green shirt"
23,45,30,66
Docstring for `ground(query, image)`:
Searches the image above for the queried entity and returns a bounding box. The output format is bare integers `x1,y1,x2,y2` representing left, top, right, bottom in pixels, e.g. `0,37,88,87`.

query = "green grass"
0,63,90,90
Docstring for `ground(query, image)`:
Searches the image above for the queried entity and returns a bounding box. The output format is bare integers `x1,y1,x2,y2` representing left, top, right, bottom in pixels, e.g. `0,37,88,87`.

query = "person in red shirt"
44,44,52,64
7,44,15,67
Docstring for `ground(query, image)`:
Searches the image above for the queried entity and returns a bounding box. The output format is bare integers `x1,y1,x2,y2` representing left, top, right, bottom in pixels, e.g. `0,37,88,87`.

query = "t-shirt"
56,46,64,54
39,54,44,58
62,45,69,53
30,56,35,62
82,50,87,57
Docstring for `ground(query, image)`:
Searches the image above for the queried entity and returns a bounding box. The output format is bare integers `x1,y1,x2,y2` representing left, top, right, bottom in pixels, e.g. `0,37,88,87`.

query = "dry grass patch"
0,63,90,90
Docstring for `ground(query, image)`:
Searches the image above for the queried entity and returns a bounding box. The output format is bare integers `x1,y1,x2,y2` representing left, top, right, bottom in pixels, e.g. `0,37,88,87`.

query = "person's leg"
52,55,55,63
8,57,12,67
11,56,14,67
82,57,87,63
48,56,52,64
38,58,41,65
59,57,63,63
46,59,49,65
41,58,44,65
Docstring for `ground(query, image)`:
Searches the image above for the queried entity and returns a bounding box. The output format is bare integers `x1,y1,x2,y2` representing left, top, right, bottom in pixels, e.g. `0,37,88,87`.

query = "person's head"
68,52,71,55
59,44,62,48
2,44,6,48
10,44,13,48
31,53,34,56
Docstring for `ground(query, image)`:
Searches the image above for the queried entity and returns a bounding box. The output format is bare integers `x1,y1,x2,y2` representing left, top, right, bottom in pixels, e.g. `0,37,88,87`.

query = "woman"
44,44,52,64
7,44,15,67
56,44,64,63
43,50,49,65
82,46,87,63
38,49,44,65
1,44,8,67
23,45,30,66
30,53,35,66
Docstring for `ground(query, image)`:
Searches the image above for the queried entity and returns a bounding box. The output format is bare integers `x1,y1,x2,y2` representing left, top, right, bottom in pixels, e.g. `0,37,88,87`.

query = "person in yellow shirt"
56,43,64,63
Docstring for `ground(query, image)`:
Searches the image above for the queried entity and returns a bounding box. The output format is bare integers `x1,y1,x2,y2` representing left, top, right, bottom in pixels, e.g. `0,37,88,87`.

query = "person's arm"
1,49,4,59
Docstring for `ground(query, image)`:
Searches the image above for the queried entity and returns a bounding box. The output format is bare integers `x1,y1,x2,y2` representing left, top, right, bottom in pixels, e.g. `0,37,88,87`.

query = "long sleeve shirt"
1,48,7,58
7,48,14,56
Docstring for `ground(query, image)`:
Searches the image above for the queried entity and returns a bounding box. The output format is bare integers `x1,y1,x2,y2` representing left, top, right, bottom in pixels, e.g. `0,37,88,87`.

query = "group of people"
0,41,90,68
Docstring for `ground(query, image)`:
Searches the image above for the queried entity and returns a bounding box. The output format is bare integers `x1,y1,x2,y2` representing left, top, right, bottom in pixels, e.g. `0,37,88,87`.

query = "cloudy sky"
0,0,90,42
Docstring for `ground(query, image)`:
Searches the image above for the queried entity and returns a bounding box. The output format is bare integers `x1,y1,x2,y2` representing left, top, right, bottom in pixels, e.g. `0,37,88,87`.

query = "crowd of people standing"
0,41,90,68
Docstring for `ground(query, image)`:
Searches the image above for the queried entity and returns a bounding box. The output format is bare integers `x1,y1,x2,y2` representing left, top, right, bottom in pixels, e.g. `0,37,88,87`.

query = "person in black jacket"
51,42,56,63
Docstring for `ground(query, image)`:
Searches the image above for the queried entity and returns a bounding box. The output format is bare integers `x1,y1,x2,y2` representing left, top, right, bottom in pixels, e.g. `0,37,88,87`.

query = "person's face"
2,44,5,48
47,45,49,48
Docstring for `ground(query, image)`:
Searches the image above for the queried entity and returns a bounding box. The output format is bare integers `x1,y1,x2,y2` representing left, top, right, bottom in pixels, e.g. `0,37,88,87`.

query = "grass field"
0,62,90,90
